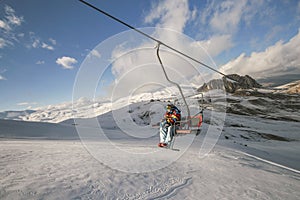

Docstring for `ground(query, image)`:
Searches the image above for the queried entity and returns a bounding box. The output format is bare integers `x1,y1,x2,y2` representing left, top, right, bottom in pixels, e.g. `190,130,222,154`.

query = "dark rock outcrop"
198,74,262,93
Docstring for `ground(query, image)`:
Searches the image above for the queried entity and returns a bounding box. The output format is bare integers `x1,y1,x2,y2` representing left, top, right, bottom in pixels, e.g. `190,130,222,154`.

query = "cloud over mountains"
220,29,300,78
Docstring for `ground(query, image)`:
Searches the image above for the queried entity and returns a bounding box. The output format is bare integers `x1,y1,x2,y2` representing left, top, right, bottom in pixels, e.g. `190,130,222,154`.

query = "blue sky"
1,0,300,111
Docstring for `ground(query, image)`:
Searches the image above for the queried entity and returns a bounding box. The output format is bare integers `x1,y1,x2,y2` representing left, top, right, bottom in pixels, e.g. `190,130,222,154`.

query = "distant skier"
158,104,181,147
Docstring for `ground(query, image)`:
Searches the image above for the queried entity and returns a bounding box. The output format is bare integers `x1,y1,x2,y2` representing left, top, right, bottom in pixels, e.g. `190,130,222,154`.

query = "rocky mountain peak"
198,74,262,93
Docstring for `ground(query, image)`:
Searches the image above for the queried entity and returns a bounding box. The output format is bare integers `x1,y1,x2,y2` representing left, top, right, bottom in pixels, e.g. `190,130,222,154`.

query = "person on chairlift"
158,104,181,147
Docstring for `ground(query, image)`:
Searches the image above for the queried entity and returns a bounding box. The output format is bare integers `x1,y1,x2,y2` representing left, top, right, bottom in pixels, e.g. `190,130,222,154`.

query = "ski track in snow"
241,152,300,174
122,177,192,200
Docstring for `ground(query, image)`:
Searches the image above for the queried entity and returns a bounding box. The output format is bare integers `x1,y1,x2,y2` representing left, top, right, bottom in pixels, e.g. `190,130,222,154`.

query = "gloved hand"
166,118,174,124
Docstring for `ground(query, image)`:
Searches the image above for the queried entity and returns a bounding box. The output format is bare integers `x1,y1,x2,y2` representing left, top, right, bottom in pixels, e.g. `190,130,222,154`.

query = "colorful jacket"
164,106,181,125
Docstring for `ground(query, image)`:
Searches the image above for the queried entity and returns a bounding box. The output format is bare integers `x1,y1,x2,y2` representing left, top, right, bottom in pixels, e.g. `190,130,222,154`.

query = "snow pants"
159,121,174,143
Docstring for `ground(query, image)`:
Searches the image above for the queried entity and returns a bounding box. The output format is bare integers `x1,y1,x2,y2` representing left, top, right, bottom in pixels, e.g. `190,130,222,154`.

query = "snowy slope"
0,119,78,140
0,138,299,199
0,96,300,199
0,80,300,199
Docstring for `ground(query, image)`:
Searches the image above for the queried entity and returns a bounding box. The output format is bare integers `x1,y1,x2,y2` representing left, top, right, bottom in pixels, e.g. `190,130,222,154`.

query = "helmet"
166,104,173,110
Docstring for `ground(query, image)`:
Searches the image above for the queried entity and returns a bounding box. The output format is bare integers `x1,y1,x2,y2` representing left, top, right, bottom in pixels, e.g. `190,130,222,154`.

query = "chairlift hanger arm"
156,43,191,119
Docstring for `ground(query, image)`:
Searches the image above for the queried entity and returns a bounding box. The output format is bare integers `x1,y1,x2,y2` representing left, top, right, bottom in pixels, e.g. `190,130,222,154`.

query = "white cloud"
0,75,6,80
18,33,25,38
0,69,7,80
200,0,265,35
49,38,56,45
29,33,56,50
265,25,284,42
0,38,7,48
56,56,77,69
194,34,234,57
90,49,101,58
17,102,38,110
219,29,300,78
32,38,40,48
144,0,190,32
1,6,57,52
0,5,23,39
210,0,247,34
199,0,264,35
0,19,11,31
190,6,197,21
41,42,54,50
36,60,45,65
17,102,37,106
4,5,23,26
6,14,23,26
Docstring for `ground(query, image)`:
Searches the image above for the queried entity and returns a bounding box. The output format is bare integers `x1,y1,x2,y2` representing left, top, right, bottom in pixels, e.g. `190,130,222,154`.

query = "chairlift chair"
173,94,204,135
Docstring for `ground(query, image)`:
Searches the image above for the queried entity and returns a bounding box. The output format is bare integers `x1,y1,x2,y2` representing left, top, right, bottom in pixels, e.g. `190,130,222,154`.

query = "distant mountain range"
195,74,299,122
257,73,300,87
197,73,300,95
0,74,299,123
0,110,35,121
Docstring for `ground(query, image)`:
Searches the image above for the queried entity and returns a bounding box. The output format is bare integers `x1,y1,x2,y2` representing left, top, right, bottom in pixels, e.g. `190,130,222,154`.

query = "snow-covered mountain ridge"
0,77,299,123
0,87,183,123
275,80,300,94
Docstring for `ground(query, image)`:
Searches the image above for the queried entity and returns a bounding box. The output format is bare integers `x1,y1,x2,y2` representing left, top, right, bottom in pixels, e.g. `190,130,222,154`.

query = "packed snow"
1,138,299,199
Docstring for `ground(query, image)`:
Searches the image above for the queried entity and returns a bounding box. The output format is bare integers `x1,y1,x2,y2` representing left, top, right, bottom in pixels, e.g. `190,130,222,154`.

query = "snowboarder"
158,104,181,147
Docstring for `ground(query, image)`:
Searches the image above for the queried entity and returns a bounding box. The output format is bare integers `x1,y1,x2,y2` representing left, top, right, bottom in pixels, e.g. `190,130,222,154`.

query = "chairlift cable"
78,0,229,79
